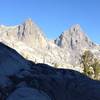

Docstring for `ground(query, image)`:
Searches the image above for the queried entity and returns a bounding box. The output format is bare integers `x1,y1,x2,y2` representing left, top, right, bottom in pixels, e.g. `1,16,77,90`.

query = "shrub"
82,50,93,76
82,50,100,79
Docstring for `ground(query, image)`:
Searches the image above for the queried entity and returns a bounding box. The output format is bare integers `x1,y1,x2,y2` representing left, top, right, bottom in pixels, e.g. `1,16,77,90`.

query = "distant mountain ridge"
0,18,100,72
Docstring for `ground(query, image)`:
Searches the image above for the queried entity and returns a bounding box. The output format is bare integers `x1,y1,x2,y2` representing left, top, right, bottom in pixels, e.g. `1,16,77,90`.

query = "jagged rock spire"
55,24,94,49
17,18,48,48
69,24,82,33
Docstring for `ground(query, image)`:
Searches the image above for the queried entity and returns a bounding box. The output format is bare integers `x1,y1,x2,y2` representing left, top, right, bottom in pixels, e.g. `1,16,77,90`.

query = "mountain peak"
55,24,94,49
26,18,33,22
24,18,33,26
17,18,48,48
70,24,82,33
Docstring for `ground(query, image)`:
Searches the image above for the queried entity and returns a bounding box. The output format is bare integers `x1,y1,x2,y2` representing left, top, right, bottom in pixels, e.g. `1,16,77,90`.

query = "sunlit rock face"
0,43,100,100
0,19,99,72
55,24,94,49
17,18,48,48
54,24,96,66
0,19,48,48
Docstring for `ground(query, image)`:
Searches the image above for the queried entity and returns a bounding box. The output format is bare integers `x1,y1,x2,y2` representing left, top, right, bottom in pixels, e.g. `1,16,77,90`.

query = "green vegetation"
54,63,59,68
82,50,100,80
82,50,93,76
92,58,100,79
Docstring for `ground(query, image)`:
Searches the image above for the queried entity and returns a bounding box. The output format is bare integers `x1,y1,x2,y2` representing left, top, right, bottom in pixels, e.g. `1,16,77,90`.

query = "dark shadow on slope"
0,42,100,100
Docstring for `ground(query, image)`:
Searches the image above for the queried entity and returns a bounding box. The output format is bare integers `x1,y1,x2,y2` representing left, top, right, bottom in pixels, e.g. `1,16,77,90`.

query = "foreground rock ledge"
0,42,100,100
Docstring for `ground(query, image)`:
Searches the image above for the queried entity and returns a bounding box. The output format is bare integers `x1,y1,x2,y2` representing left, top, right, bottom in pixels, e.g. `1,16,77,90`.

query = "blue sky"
0,0,100,44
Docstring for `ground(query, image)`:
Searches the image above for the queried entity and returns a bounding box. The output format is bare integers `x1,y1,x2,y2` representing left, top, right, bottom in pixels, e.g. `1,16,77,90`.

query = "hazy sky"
0,0,100,43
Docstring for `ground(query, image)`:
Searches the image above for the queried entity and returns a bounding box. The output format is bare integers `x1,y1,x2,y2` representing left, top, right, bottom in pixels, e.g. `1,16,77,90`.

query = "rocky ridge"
0,19,100,72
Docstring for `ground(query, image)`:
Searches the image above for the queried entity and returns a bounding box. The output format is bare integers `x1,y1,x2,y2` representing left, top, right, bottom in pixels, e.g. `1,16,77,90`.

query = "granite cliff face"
0,19,47,48
0,19,100,72
55,24,97,67
17,19,48,48
55,24,94,49
0,42,100,100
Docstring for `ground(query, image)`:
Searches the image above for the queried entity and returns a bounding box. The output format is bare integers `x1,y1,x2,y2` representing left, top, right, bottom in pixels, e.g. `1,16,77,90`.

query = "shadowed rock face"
7,87,51,100
0,42,100,100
